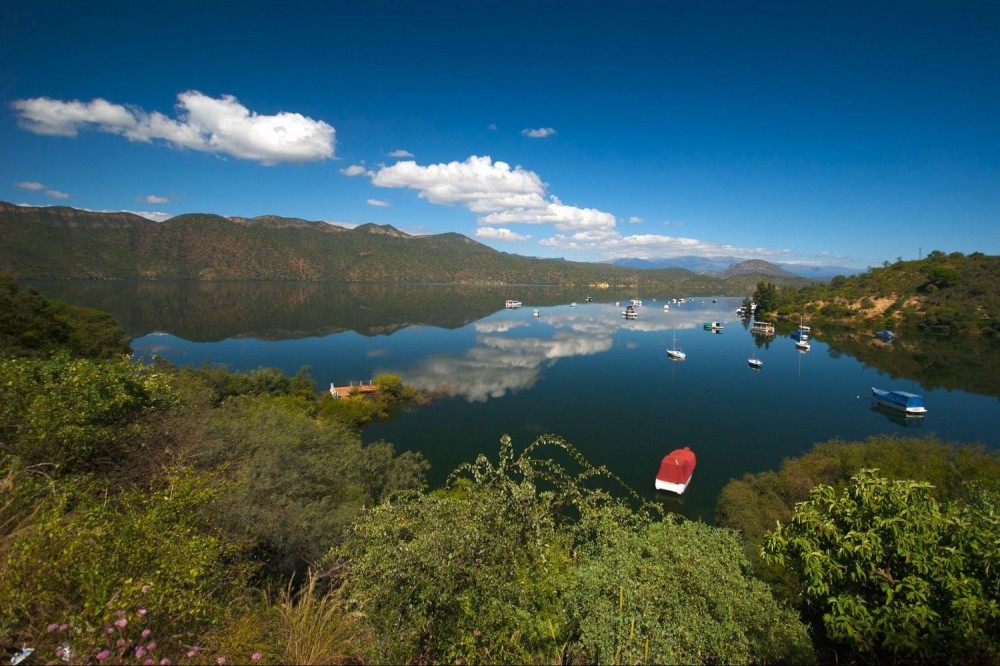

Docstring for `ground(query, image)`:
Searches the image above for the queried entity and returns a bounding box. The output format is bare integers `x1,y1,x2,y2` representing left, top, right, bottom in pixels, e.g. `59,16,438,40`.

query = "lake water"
31,281,1000,522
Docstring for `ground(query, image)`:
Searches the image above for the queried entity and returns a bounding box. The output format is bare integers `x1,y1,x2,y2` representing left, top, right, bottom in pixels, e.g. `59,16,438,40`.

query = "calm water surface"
33,282,1000,522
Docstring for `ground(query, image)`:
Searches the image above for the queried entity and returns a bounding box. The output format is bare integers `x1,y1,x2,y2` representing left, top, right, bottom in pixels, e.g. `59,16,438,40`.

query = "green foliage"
0,461,252,654
752,279,779,314
373,372,403,399
568,520,814,665
333,435,811,664
0,352,176,474
763,469,1000,664
716,434,1000,601
199,395,427,579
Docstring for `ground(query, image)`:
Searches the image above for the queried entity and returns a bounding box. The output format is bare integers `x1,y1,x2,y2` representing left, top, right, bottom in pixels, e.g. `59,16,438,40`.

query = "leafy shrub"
763,470,1000,664
0,464,253,655
0,352,176,475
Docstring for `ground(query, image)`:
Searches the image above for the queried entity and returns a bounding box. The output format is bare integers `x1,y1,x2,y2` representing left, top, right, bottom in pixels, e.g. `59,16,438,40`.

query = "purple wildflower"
217,657,226,665
114,618,128,628
138,608,148,616
251,652,262,661
143,659,154,666
47,623,58,632
58,623,68,632
106,627,115,634
96,649,110,661
135,646,146,659
160,660,171,666
116,638,126,648
141,629,151,638
146,642,157,651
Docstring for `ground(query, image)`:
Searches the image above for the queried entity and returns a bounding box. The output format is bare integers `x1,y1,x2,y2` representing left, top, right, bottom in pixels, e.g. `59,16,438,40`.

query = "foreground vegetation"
2,278,998,664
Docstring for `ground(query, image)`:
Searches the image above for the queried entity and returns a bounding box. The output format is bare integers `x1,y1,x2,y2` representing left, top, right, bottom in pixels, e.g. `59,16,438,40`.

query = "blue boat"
875,330,895,341
870,387,927,416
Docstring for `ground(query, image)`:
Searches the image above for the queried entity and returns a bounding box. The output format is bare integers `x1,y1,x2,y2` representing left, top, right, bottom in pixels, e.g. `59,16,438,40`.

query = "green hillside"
0,202,810,292
752,252,1000,395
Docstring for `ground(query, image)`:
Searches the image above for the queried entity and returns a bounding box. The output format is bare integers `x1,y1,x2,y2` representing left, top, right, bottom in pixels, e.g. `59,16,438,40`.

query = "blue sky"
2,1,998,270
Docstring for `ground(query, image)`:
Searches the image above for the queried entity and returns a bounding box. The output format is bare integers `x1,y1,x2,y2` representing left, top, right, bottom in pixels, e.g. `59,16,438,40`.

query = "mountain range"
0,202,816,293
609,256,857,278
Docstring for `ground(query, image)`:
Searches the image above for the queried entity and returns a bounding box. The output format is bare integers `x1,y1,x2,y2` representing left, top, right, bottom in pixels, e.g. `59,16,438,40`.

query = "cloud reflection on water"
391,303,726,402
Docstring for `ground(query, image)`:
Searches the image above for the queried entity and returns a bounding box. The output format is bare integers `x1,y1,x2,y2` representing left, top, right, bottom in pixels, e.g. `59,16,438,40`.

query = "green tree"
0,352,176,475
762,469,1000,664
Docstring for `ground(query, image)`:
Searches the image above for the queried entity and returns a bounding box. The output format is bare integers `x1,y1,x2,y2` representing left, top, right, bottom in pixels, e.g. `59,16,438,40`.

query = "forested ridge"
1,277,997,664
0,202,809,292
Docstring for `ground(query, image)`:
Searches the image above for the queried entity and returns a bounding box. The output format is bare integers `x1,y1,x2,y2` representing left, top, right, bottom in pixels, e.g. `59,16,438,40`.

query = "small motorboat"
871,387,927,416
655,447,696,494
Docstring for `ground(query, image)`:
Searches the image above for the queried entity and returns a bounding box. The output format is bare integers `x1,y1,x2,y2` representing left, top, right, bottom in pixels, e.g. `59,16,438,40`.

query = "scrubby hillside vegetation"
2,276,997,665
747,252,1000,395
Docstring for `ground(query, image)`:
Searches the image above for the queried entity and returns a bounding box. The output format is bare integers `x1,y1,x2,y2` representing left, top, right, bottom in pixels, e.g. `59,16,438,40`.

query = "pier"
329,381,379,399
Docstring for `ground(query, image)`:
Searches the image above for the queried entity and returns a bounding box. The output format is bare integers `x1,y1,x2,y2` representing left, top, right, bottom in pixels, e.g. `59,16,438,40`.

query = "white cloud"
521,127,557,138
341,164,369,176
476,226,531,242
388,149,414,158
142,194,170,204
370,155,616,233
367,198,390,207
11,91,335,164
126,210,171,222
540,229,772,261
45,190,69,199
628,216,643,223
15,181,45,190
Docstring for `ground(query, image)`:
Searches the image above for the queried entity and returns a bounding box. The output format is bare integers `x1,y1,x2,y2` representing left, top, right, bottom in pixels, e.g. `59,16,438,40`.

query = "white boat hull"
655,477,691,493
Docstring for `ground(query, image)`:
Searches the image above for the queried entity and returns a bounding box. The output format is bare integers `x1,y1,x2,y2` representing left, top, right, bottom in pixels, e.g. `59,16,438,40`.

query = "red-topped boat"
655,447,696,494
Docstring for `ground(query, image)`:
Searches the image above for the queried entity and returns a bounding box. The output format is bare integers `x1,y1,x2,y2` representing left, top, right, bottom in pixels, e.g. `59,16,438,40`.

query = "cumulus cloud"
142,194,170,204
628,216,643,223
476,226,531,242
45,190,70,199
521,127,557,138
367,198,390,207
11,91,335,165
540,229,772,261
370,155,616,233
388,149,414,158
15,181,45,190
341,164,369,176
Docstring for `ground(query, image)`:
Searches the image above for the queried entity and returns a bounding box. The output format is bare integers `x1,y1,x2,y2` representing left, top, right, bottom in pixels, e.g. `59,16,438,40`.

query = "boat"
751,321,775,336
875,330,895,342
655,447,696,494
630,298,643,307
532,308,539,317
622,305,638,320
795,338,811,351
871,387,927,416
666,330,685,360
663,303,670,310
748,349,763,369
703,321,723,331
585,296,592,303
505,300,522,309
791,315,809,340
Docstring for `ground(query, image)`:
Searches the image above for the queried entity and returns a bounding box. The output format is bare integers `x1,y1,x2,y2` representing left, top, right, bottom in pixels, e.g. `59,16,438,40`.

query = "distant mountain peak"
355,223,411,238
722,259,798,279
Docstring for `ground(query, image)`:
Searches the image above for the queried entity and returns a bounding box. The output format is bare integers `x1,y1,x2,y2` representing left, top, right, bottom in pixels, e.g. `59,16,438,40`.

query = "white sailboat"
748,347,763,369
666,330,686,360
